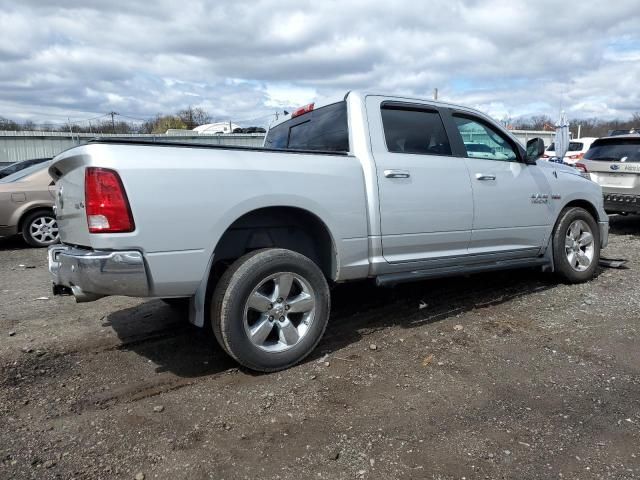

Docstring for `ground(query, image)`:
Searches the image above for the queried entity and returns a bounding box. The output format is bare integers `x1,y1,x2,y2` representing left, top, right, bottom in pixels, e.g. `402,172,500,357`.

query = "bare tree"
177,106,212,129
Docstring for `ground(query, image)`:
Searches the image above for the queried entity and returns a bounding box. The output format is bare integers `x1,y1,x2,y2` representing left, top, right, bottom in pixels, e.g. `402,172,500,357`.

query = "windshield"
0,157,50,179
0,160,52,183
546,142,582,153
584,139,640,162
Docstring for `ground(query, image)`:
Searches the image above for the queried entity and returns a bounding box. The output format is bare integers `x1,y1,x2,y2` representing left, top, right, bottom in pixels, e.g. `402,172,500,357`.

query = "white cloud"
265,84,318,109
0,0,638,125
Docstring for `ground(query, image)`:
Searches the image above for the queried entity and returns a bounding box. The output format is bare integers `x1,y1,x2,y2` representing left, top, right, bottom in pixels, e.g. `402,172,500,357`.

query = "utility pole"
433,88,438,101
108,111,118,134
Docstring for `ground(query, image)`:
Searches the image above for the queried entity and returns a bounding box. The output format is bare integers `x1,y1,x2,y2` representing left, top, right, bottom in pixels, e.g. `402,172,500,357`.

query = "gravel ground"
1,216,639,480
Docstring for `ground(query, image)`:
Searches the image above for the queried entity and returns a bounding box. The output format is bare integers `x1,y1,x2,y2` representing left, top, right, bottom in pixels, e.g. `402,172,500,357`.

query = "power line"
117,113,154,122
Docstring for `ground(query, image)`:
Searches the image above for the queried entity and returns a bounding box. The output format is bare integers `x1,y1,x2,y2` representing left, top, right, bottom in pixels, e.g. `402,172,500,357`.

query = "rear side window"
264,101,349,152
380,105,452,155
584,139,640,162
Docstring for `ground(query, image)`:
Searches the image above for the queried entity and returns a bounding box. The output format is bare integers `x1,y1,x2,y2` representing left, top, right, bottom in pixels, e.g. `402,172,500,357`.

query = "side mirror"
525,138,545,164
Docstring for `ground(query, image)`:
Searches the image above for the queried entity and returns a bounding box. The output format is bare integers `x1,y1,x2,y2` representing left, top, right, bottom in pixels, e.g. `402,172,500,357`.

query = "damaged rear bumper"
48,244,149,302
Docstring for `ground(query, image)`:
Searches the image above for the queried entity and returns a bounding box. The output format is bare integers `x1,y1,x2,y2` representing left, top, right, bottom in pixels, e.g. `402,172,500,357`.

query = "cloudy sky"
1,0,639,127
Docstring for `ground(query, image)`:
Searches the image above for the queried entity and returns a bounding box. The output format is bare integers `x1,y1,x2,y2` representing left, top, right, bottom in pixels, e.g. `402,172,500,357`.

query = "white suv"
542,137,599,165
579,135,640,214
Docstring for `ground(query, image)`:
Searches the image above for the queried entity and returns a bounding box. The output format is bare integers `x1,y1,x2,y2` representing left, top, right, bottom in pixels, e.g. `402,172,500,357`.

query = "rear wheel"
211,248,330,372
552,207,600,283
22,210,59,248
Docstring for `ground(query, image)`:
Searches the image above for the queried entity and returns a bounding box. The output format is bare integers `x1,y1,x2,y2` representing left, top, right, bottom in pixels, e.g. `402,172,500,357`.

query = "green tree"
150,115,187,134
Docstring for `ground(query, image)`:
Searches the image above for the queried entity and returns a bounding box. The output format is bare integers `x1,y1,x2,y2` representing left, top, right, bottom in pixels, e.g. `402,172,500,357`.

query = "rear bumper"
48,245,150,302
603,193,640,214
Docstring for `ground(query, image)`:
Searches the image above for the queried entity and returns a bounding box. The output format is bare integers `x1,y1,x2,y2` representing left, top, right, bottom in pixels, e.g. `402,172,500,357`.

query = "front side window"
453,115,518,162
381,105,452,156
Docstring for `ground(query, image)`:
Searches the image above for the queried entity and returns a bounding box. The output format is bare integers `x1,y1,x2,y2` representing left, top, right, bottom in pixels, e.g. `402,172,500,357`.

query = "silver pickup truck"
48,92,608,371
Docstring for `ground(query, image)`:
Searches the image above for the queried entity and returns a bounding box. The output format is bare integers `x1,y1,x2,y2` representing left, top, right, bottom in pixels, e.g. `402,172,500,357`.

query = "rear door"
367,98,474,263
446,111,552,256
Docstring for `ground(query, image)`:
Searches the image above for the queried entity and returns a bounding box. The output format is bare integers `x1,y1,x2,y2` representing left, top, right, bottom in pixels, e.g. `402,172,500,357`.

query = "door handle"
475,173,496,181
384,169,411,179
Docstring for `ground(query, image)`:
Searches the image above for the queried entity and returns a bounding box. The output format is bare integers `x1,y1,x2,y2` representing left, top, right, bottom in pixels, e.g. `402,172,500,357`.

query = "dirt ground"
1,216,639,480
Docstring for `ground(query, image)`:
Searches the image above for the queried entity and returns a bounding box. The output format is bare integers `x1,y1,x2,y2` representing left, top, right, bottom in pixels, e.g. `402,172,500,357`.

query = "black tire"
552,207,600,283
21,210,59,248
211,248,330,372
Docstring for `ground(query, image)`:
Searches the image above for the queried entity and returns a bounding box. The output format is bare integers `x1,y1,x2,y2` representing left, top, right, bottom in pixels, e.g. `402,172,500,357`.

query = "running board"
375,257,549,287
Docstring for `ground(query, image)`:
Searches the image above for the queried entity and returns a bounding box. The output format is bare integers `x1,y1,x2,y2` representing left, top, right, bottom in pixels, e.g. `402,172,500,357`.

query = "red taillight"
85,167,135,233
575,162,588,173
291,103,314,118
567,153,584,160
542,154,550,158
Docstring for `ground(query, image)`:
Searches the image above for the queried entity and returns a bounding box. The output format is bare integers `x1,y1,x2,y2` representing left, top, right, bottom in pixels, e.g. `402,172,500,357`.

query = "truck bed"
49,140,370,297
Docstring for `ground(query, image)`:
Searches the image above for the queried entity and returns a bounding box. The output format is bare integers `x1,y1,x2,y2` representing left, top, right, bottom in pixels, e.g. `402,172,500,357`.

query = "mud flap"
188,253,216,328
599,257,628,269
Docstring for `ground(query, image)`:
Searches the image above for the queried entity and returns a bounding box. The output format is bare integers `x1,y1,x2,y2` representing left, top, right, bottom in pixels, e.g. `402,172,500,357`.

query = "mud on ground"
1,216,639,479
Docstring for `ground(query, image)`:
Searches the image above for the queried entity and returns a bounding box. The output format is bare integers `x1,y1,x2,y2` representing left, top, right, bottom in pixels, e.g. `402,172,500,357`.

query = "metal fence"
0,131,266,165
0,129,557,168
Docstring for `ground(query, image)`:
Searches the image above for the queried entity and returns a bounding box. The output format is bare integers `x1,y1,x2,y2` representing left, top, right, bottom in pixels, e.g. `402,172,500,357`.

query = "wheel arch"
558,199,600,225
17,205,56,233
210,206,338,281
544,199,602,272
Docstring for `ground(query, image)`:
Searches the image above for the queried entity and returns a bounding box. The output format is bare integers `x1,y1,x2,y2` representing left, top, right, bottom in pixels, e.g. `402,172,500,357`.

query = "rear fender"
15,202,55,230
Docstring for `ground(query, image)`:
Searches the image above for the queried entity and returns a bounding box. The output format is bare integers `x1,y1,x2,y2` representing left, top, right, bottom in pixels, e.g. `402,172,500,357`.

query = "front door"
449,113,553,255
368,99,474,263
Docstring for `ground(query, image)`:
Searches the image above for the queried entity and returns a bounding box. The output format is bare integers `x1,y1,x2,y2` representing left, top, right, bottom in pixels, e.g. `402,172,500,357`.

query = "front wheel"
552,207,600,283
22,210,59,248
211,248,330,372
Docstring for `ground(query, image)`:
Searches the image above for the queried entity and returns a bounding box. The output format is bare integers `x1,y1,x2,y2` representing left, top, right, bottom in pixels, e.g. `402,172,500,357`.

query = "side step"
375,257,549,287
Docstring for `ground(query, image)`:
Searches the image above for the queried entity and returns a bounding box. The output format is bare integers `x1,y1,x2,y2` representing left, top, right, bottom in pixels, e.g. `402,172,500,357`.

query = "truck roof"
269,91,496,130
